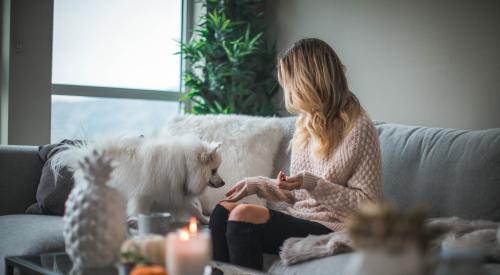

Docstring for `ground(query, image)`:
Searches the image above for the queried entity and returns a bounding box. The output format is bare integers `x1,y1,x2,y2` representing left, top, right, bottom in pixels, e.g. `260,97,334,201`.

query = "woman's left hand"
277,173,303,190
222,180,251,202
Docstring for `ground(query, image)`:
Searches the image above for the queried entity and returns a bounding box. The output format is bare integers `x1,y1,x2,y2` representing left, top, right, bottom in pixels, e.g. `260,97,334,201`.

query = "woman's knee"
228,204,270,224
219,201,238,212
209,203,232,229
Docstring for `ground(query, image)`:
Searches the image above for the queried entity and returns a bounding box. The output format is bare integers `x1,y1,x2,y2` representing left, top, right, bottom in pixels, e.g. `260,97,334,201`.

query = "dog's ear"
199,142,222,164
199,151,212,164
210,142,222,153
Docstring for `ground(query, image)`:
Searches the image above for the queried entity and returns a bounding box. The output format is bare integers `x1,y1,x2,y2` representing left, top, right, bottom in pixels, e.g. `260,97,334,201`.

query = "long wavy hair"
277,38,364,158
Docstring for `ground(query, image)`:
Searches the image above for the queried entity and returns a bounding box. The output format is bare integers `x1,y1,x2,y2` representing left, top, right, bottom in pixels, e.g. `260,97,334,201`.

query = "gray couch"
1,118,499,275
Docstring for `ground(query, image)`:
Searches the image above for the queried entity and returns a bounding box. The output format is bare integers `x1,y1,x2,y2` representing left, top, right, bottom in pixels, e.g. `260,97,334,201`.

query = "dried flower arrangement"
345,203,436,254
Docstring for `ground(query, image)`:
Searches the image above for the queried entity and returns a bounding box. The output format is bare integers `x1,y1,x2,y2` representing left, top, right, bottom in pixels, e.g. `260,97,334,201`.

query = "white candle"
166,217,211,275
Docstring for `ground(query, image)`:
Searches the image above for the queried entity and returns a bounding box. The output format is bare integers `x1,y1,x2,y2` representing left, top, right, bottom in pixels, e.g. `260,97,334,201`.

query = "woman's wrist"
243,177,274,195
246,181,259,195
300,171,320,190
243,176,273,185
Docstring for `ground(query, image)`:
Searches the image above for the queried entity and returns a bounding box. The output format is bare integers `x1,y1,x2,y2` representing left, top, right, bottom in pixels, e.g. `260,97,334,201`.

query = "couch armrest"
0,145,42,215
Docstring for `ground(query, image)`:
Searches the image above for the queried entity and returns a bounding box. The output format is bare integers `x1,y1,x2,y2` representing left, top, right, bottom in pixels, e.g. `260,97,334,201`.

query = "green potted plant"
179,0,279,116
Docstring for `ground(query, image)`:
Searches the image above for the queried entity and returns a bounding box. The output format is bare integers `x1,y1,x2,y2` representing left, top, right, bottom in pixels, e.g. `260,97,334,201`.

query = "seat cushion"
267,252,353,275
0,215,64,275
267,253,500,275
484,263,500,274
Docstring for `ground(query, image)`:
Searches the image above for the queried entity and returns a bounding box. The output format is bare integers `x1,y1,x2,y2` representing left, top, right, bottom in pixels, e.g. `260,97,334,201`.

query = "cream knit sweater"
247,113,384,231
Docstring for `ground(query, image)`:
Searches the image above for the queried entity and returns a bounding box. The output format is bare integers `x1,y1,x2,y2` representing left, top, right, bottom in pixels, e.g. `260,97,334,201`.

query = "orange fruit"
130,265,167,275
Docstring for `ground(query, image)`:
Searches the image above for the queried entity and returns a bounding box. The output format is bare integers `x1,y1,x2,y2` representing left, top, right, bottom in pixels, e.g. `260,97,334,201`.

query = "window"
51,0,183,142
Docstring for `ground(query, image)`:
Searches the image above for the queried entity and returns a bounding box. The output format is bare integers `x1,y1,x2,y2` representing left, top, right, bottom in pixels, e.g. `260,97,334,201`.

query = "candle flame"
179,228,189,241
189,216,198,234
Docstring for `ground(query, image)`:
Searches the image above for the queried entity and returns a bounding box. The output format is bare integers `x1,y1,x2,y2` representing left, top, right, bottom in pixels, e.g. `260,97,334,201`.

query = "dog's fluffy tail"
50,135,144,185
50,143,90,184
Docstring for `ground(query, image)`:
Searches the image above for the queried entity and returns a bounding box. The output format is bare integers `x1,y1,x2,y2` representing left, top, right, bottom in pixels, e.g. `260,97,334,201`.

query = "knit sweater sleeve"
245,177,296,204
299,119,384,213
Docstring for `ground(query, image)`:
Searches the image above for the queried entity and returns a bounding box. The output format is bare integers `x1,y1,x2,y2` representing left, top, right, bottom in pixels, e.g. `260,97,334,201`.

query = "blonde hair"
277,38,363,158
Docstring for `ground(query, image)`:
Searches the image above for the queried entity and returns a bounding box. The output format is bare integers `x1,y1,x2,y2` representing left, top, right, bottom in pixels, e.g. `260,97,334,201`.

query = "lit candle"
166,217,211,275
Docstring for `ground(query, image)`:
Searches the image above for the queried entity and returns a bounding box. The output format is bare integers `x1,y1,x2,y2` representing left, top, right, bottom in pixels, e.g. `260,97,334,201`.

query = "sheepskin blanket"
160,114,284,218
280,217,500,265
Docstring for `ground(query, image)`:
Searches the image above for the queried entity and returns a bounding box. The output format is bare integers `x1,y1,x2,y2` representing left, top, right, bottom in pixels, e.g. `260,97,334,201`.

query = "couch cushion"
267,252,352,275
484,264,500,274
267,252,500,275
377,123,500,220
0,215,64,275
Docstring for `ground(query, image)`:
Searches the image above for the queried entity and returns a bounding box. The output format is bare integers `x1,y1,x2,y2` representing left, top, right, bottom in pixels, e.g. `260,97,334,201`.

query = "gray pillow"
25,140,83,215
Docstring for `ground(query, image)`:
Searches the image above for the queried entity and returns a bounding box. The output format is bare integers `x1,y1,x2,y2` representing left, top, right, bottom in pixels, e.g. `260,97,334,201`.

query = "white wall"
267,0,500,130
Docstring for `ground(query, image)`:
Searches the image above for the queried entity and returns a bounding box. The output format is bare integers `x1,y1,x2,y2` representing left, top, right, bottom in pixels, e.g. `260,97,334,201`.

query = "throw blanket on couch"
280,217,500,265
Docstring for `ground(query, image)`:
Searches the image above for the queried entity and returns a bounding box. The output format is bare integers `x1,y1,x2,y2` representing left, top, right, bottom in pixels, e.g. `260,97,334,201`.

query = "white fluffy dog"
51,134,225,220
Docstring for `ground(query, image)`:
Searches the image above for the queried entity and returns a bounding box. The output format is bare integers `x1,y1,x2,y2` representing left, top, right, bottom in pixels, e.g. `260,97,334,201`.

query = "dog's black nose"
209,180,225,188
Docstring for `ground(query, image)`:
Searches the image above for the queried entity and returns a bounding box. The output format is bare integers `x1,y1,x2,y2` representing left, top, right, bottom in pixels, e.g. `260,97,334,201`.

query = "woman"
209,38,384,270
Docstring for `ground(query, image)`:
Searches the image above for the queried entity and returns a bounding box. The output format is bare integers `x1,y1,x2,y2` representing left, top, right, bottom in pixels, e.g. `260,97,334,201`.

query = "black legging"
209,204,332,270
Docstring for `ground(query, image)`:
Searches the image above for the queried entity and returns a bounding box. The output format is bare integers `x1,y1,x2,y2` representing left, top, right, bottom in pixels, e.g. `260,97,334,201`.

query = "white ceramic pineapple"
63,150,127,268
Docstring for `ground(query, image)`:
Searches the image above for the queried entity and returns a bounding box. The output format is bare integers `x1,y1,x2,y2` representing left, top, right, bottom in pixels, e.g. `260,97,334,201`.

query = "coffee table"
5,252,267,275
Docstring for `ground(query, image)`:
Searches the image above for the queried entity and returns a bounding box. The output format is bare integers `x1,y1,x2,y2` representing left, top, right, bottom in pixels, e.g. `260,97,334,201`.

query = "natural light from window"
51,0,182,143
52,0,181,90
51,95,179,141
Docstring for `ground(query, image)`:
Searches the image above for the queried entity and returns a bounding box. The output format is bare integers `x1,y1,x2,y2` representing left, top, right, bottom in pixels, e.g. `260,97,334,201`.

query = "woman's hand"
277,170,287,183
222,180,250,202
222,177,271,202
222,175,297,204
277,173,303,190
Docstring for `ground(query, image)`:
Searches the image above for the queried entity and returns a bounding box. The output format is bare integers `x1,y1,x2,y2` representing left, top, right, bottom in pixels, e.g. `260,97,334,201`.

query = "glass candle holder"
138,212,171,236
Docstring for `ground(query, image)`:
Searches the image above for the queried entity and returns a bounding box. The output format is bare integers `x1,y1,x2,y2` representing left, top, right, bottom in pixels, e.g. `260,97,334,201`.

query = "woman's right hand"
277,170,287,184
278,173,303,190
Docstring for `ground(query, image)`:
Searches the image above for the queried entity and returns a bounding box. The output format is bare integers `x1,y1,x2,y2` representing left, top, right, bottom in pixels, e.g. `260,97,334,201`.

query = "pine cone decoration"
63,150,127,268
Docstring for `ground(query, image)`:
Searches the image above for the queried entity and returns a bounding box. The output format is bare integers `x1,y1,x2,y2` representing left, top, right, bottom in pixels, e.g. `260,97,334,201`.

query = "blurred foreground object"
344,203,434,275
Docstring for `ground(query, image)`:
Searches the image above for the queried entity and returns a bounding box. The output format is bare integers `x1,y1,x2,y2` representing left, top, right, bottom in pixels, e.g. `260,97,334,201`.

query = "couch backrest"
0,145,42,215
273,117,500,221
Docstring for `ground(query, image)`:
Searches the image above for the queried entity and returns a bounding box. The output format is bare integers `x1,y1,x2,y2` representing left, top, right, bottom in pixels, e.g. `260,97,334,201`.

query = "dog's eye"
211,169,217,175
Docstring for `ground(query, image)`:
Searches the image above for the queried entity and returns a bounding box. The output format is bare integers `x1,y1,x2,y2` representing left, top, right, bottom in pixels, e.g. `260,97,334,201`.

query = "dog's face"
186,141,225,196
200,142,225,188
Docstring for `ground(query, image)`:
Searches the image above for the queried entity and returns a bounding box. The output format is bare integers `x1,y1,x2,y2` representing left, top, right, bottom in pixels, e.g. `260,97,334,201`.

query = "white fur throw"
280,217,500,265
280,230,353,265
159,114,284,218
